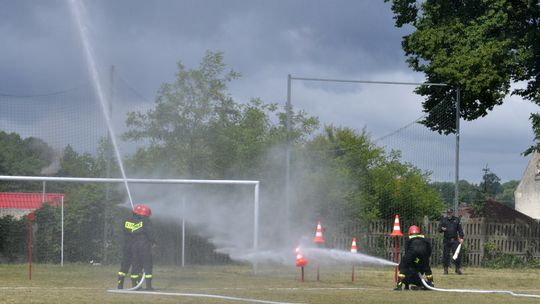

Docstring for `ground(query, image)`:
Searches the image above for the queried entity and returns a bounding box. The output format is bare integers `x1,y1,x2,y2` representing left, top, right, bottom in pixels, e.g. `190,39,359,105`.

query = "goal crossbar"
0,175,259,185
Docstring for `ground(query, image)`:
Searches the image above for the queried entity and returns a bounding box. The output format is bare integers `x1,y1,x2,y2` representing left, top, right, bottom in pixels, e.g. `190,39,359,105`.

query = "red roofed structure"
0,192,65,218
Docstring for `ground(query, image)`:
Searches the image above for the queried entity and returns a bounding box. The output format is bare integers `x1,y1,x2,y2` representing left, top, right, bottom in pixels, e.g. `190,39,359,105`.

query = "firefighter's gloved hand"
425,274,434,287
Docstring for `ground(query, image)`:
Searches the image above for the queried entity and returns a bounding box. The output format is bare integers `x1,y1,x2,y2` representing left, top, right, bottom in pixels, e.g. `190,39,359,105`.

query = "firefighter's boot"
443,267,448,275
455,268,463,275
145,278,154,291
117,275,125,289
131,278,142,290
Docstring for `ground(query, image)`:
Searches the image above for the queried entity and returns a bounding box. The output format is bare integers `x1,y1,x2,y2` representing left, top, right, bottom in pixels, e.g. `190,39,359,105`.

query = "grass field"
1,264,540,303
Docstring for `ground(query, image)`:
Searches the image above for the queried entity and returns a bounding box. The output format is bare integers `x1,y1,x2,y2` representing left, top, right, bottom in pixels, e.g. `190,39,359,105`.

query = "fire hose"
107,273,302,304
107,288,302,304
124,272,145,291
419,273,540,299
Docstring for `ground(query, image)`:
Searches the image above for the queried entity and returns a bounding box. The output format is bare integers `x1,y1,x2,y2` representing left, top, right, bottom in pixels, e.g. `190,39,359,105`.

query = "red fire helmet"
133,204,152,217
408,225,421,235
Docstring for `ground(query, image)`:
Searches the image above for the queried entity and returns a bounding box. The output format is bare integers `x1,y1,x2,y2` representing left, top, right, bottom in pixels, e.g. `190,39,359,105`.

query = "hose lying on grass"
107,267,301,304
107,285,302,304
419,273,540,299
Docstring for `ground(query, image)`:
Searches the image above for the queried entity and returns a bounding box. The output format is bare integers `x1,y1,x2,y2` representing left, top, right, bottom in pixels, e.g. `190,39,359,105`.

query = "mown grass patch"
0,264,539,303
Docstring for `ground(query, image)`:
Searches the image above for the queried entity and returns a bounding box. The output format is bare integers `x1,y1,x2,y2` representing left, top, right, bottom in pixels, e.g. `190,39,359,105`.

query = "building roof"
484,199,536,224
0,192,65,209
460,198,537,224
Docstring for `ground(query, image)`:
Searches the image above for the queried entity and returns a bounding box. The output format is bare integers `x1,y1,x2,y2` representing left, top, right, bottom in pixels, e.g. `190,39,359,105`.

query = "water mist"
68,0,134,208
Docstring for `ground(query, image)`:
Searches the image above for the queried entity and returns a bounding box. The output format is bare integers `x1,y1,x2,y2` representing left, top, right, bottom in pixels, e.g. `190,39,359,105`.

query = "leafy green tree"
294,127,383,227
458,179,483,204
33,204,61,262
385,0,540,154
0,215,27,262
123,51,241,178
57,145,100,178
430,181,455,205
123,51,318,179
496,180,519,208
296,126,444,225
430,180,487,207
0,131,55,175
62,184,106,262
469,166,505,217
0,131,55,191
369,151,444,222
480,166,502,198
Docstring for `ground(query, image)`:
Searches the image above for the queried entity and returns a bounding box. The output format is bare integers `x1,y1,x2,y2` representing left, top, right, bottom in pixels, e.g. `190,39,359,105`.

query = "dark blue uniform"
438,215,464,273
396,234,434,290
117,213,154,289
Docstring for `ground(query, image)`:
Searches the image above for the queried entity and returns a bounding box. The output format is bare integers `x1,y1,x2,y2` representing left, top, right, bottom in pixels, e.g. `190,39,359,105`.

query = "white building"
515,152,540,219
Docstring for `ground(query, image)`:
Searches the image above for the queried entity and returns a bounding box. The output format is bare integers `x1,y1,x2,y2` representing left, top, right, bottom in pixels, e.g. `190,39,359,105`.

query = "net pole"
394,237,399,283
285,74,292,237
181,196,186,267
61,196,64,267
253,182,260,274
454,88,461,214
103,65,114,264
28,212,34,280
42,181,46,203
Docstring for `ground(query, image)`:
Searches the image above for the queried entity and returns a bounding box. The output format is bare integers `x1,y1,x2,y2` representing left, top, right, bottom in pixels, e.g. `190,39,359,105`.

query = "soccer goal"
0,175,260,277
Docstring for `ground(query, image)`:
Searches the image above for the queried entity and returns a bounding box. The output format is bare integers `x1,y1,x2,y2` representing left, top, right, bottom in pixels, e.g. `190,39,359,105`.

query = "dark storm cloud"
93,0,407,70
0,0,86,93
77,0,410,94
0,0,409,95
0,0,536,182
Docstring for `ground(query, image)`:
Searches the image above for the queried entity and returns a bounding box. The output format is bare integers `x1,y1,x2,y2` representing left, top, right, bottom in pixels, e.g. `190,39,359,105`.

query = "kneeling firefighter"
394,225,434,290
117,203,155,290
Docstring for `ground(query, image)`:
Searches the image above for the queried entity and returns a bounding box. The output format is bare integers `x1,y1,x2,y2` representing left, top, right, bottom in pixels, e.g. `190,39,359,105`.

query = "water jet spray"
68,0,134,208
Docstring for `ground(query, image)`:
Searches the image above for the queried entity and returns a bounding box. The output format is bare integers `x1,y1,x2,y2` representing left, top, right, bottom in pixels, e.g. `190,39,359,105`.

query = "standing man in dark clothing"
438,208,464,275
394,225,434,291
117,203,155,290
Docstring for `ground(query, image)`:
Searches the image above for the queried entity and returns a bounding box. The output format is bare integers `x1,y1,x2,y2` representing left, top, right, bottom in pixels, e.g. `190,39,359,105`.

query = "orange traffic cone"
296,247,307,282
350,237,358,253
351,237,358,282
389,215,403,237
295,247,308,267
313,220,325,244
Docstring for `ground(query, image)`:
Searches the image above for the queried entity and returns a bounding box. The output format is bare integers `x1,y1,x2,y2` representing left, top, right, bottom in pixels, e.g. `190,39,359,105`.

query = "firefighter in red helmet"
117,203,155,290
394,225,434,291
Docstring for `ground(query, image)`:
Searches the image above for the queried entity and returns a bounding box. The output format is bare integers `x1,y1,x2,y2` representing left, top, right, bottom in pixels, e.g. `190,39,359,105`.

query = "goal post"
0,175,260,273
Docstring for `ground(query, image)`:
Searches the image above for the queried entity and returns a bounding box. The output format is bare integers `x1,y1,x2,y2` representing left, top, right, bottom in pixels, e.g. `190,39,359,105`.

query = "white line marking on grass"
107,289,303,304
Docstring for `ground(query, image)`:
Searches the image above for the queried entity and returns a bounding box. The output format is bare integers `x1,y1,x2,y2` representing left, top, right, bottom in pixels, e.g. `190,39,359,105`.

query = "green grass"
1,264,540,303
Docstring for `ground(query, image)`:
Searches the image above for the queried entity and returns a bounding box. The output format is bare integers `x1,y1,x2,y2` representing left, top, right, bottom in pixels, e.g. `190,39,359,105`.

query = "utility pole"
285,74,292,237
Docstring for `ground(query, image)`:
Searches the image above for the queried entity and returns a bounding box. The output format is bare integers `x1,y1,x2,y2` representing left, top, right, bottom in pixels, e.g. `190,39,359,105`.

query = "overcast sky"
1,0,538,183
